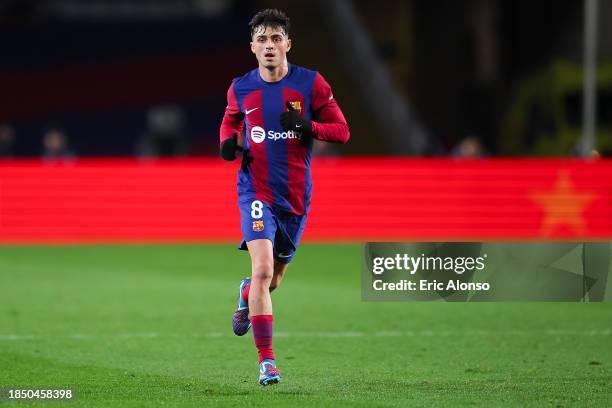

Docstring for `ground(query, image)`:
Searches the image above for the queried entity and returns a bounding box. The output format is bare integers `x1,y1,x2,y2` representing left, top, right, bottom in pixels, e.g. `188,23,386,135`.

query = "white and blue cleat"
259,359,281,386
232,277,251,336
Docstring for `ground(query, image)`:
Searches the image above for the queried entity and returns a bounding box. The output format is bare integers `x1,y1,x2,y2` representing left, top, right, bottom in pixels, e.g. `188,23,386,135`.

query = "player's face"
250,25,291,70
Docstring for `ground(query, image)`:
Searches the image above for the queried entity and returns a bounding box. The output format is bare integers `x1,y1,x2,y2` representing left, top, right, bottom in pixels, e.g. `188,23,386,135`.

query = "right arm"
219,82,244,159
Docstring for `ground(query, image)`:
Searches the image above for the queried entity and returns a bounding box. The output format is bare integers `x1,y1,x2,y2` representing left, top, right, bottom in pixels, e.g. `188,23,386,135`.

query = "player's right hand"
220,133,243,161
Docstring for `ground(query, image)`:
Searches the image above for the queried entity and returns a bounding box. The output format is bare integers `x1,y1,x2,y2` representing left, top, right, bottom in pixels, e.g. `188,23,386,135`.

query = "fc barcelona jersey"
220,64,349,216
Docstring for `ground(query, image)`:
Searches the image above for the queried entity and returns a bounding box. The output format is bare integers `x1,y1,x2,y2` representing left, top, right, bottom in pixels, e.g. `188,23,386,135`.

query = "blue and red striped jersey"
220,64,349,215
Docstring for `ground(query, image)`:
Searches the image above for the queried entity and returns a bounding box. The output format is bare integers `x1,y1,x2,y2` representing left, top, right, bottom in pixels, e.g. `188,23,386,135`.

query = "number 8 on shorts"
251,200,263,219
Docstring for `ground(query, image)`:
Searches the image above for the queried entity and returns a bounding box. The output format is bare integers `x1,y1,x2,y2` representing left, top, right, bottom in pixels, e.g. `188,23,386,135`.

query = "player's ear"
286,38,291,53
250,41,255,54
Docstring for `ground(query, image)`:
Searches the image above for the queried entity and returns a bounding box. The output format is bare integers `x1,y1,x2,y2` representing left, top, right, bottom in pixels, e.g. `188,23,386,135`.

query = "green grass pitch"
1,244,611,407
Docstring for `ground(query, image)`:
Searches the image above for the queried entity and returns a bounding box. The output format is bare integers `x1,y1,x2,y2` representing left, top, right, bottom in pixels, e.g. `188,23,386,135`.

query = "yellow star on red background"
529,170,596,235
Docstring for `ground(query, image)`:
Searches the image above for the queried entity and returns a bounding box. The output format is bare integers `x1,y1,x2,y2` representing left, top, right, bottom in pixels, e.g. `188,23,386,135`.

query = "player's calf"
249,261,274,314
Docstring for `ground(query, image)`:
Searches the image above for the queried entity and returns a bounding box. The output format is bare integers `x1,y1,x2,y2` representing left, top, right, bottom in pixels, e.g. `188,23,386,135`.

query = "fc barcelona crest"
252,220,265,232
288,101,302,113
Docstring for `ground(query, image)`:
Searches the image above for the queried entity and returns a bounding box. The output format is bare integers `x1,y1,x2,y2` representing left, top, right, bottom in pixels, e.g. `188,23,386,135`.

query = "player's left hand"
280,101,312,136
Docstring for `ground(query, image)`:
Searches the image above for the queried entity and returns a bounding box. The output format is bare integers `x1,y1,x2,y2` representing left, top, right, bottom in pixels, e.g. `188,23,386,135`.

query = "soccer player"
219,9,350,386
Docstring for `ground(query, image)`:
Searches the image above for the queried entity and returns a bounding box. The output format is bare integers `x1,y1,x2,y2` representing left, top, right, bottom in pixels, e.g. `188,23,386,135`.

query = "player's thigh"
273,260,289,279
246,239,275,280
270,260,288,290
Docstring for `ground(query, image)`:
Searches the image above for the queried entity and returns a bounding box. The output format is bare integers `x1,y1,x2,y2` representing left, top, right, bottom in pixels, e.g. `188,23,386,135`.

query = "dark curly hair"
249,9,290,38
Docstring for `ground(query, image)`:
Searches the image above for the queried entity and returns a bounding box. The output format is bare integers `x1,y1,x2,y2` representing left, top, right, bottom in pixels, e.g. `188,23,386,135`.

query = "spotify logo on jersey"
250,126,266,144
250,126,302,143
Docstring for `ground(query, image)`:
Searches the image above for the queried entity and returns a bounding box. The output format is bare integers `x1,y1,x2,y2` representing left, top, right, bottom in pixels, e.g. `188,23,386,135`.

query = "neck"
259,60,289,82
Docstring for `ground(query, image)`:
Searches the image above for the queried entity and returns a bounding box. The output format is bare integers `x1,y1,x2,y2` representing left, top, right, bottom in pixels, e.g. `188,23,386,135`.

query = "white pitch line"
0,329,610,341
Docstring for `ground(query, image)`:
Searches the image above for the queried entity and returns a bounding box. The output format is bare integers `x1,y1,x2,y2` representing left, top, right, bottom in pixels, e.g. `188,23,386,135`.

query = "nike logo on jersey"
245,107,259,115
295,124,301,128
329,94,334,100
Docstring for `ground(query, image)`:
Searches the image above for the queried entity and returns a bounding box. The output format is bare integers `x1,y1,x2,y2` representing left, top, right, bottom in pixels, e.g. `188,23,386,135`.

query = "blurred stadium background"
1,0,611,159
1,1,611,406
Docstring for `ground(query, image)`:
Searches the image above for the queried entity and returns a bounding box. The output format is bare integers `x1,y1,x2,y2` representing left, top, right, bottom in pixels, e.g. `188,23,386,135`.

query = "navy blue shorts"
238,199,307,264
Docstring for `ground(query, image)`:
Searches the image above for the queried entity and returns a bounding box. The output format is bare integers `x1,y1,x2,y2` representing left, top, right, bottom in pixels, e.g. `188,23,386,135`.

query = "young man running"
219,9,350,386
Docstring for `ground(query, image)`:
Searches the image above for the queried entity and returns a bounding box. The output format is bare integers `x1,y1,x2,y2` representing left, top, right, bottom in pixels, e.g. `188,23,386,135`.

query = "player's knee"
251,262,273,283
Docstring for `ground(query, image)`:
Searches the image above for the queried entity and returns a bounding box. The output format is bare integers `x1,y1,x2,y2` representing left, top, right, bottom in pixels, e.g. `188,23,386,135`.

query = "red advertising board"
0,158,610,243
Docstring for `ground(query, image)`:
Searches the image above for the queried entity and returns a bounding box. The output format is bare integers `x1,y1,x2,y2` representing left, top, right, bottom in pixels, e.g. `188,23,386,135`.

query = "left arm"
310,73,350,144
